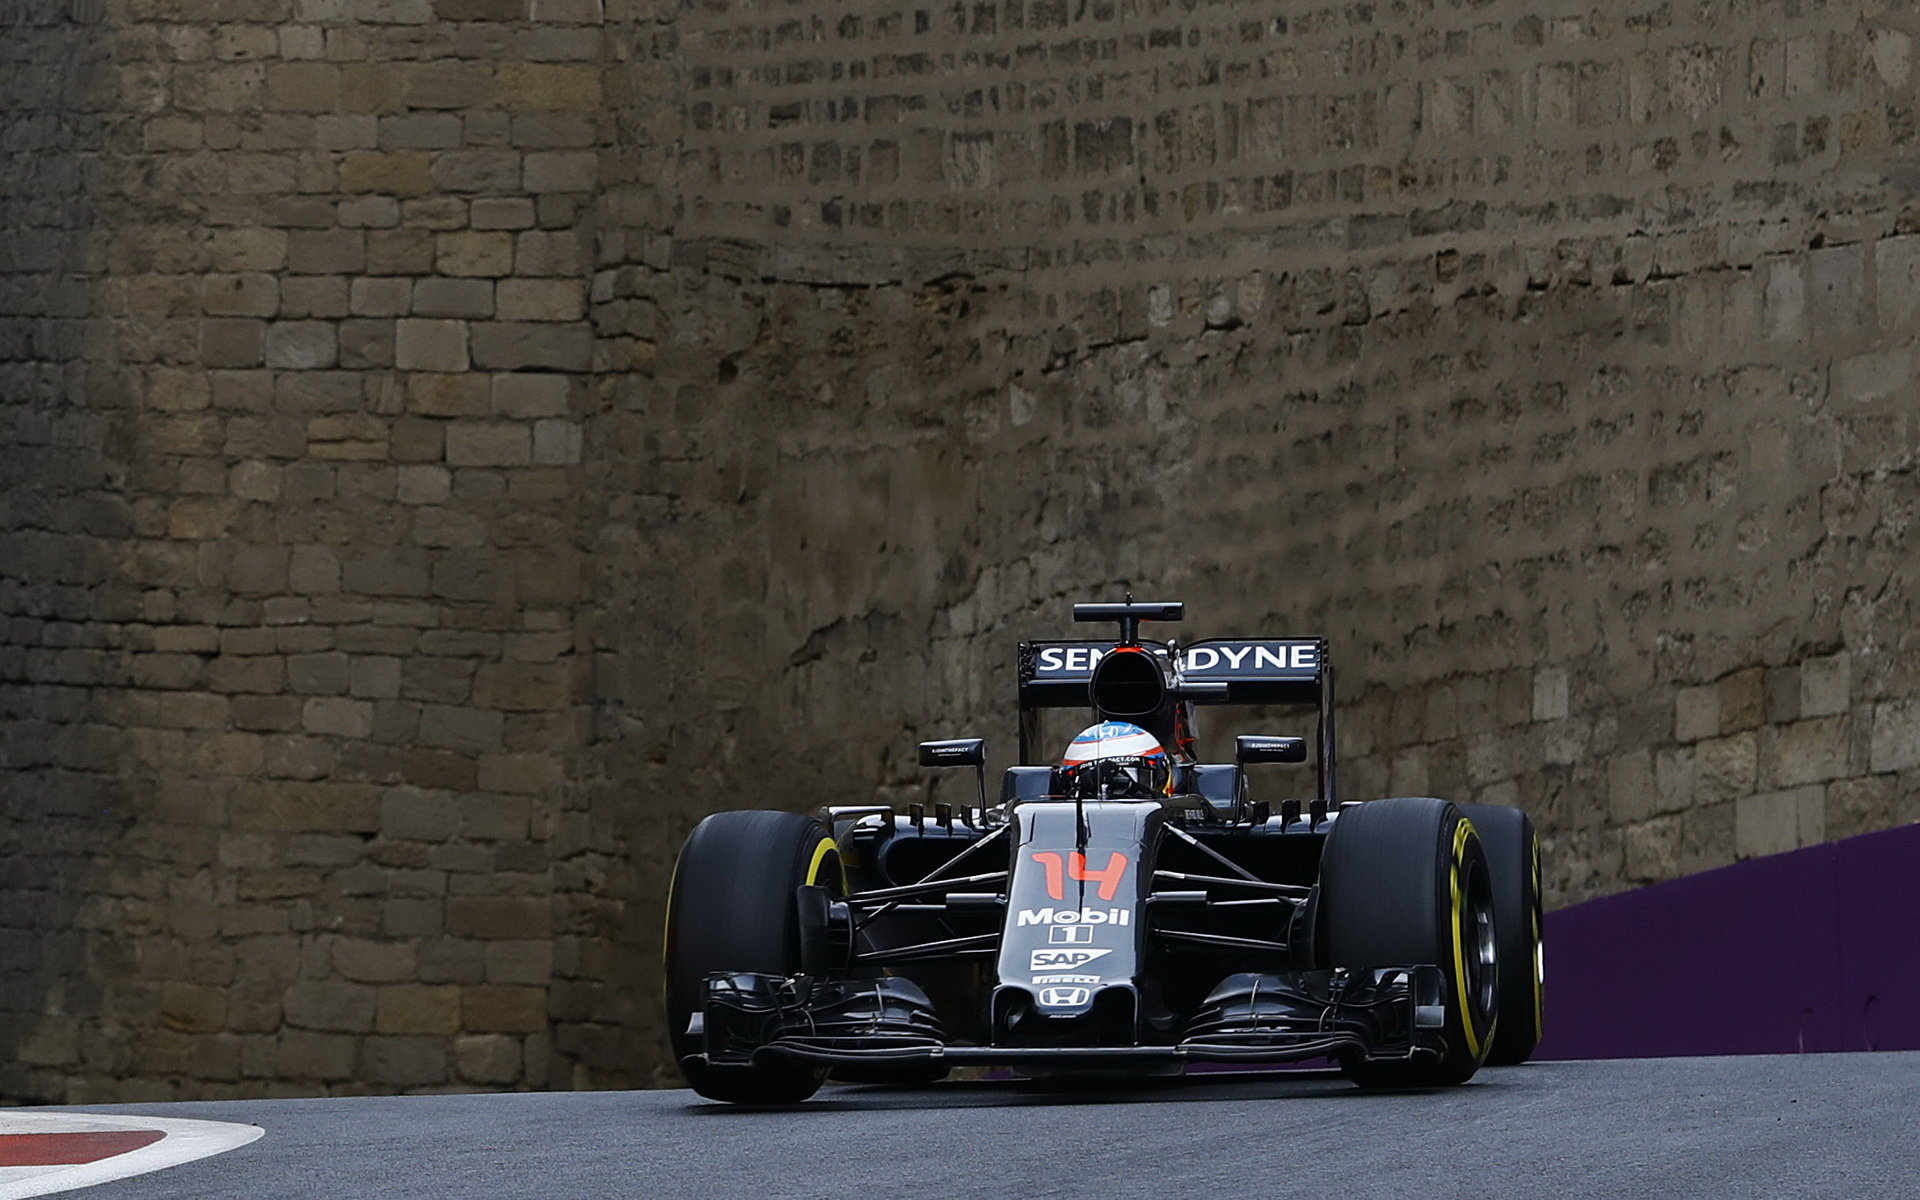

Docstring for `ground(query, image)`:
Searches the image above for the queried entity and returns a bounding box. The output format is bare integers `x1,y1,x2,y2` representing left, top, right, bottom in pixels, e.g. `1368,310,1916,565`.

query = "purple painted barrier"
1535,821,1920,1059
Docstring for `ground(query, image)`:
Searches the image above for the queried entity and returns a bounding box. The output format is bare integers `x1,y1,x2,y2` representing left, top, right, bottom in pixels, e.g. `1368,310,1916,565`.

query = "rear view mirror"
919,738,985,767
1236,735,1306,764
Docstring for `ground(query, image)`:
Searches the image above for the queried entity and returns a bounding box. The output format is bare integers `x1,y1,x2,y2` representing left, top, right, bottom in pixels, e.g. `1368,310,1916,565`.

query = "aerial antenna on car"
1072,596,1183,645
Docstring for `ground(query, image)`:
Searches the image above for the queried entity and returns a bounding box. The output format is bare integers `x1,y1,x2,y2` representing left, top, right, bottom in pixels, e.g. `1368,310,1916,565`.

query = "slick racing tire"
1319,797,1497,1088
664,810,843,1104
1459,802,1544,1066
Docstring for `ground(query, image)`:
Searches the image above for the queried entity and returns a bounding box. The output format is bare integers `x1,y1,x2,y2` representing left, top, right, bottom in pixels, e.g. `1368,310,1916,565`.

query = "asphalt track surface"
63,1052,1920,1199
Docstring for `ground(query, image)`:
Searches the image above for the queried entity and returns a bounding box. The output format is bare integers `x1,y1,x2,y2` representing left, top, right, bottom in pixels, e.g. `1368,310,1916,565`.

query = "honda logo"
1037,986,1091,1007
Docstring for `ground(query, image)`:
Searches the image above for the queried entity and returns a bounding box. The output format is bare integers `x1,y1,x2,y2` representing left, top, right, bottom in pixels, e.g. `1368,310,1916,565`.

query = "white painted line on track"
0,1111,263,1200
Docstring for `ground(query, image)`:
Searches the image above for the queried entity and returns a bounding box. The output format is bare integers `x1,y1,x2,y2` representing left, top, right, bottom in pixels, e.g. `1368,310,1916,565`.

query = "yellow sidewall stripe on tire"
805,836,841,889
1449,819,1488,1062
1530,837,1544,1040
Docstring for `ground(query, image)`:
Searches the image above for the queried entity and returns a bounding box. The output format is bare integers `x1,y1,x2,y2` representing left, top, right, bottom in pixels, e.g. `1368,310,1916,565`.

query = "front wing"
684,965,1451,1074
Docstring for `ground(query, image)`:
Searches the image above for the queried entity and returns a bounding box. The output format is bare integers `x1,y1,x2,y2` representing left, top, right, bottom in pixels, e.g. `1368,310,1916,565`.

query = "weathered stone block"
476,752,560,798
352,656,403,699
448,896,546,940
1769,716,1851,787
288,652,351,694
471,198,537,230
1694,732,1757,802
276,1031,358,1080
469,321,592,370
402,658,476,704
473,663,568,710
417,704,504,752
287,230,365,275
383,899,444,938
484,941,551,985
454,1034,522,1084
397,465,452,504
432,151,522,193
264,320,338,369
408,372,489,416
367,229,437,275
202,273,280,317
378,112,462,150
1800,653,1851,718
513,230,585,275
395,319,469,372
412,278,494,319
201,319,265,368
382,787,457,840
288,545,342,594
491,372,569,417
1622,815,1681,882
375,985,461,1034
498,63,600,110
389,418,444,464
1719,668,1766,733
459,793,531,840
522,150,596,192
496,279,584,322
266,62,340,112
445,423,530,466
361,1035,449,1087
338,195,400,229
412,507,487,547
283,982,376,1033
304,696,373,738
1870,700,1920,772
338,151,433,195
1673,685,1718,743
461,985,546,1032
351,276,411,317
437,232,516,277
339,318,395,369
161,984,229,1034
1826,775,1900,840
333,938,416,983
1735,786,1823,859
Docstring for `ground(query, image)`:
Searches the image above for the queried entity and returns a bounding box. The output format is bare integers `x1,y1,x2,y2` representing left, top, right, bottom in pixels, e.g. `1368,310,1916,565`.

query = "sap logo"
1032,973,1104,985
1018,907,1132,928
1182,643,1318,673
1037,986,1091,1007
1035,646,1106,673
1047,926,1093,945
1030,948,1112,971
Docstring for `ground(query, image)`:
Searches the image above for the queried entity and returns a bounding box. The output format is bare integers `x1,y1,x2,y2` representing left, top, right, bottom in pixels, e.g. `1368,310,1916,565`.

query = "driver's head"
1059,722,1172,799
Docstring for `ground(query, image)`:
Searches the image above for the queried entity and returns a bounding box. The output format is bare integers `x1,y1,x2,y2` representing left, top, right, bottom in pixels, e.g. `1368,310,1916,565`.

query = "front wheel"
664,810,842,1104
1459,802,1543,1066
1319,797,1497,1088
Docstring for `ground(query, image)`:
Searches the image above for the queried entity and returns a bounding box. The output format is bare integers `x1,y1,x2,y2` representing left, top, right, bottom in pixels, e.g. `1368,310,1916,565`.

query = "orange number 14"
1031,851,1128,901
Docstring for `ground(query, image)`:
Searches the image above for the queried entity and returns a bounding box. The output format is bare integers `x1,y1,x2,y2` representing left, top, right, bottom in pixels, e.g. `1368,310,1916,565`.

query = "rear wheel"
664,810,842,1104
1459,802,1543,1066
1319,797,1497,1088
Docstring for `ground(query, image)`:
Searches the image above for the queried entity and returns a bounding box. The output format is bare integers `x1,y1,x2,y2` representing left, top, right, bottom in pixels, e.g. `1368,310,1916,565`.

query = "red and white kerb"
0,1112,261,1199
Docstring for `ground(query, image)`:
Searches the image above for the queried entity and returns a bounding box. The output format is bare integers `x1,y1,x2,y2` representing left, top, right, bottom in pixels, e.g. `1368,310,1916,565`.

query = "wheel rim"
1460,857,1498,1022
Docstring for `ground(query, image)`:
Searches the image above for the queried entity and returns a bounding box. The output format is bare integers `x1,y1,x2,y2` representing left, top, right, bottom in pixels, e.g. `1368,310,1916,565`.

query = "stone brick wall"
6,0,1920,1099
2,0,600,1100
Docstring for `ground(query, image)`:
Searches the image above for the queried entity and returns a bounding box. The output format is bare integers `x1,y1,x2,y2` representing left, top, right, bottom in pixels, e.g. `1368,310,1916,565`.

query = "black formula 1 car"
664,600,1544,1103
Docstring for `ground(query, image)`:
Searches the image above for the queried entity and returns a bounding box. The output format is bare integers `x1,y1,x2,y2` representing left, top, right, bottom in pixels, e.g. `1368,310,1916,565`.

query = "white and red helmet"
1059,722,1173,798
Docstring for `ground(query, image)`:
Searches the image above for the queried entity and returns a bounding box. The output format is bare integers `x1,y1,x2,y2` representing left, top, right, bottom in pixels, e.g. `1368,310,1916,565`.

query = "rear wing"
1018,638,1326,708
1015,636,1338,804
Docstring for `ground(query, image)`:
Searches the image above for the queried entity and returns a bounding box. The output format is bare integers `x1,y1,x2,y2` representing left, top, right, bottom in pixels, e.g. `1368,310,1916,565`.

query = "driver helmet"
1059,722,1173,799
